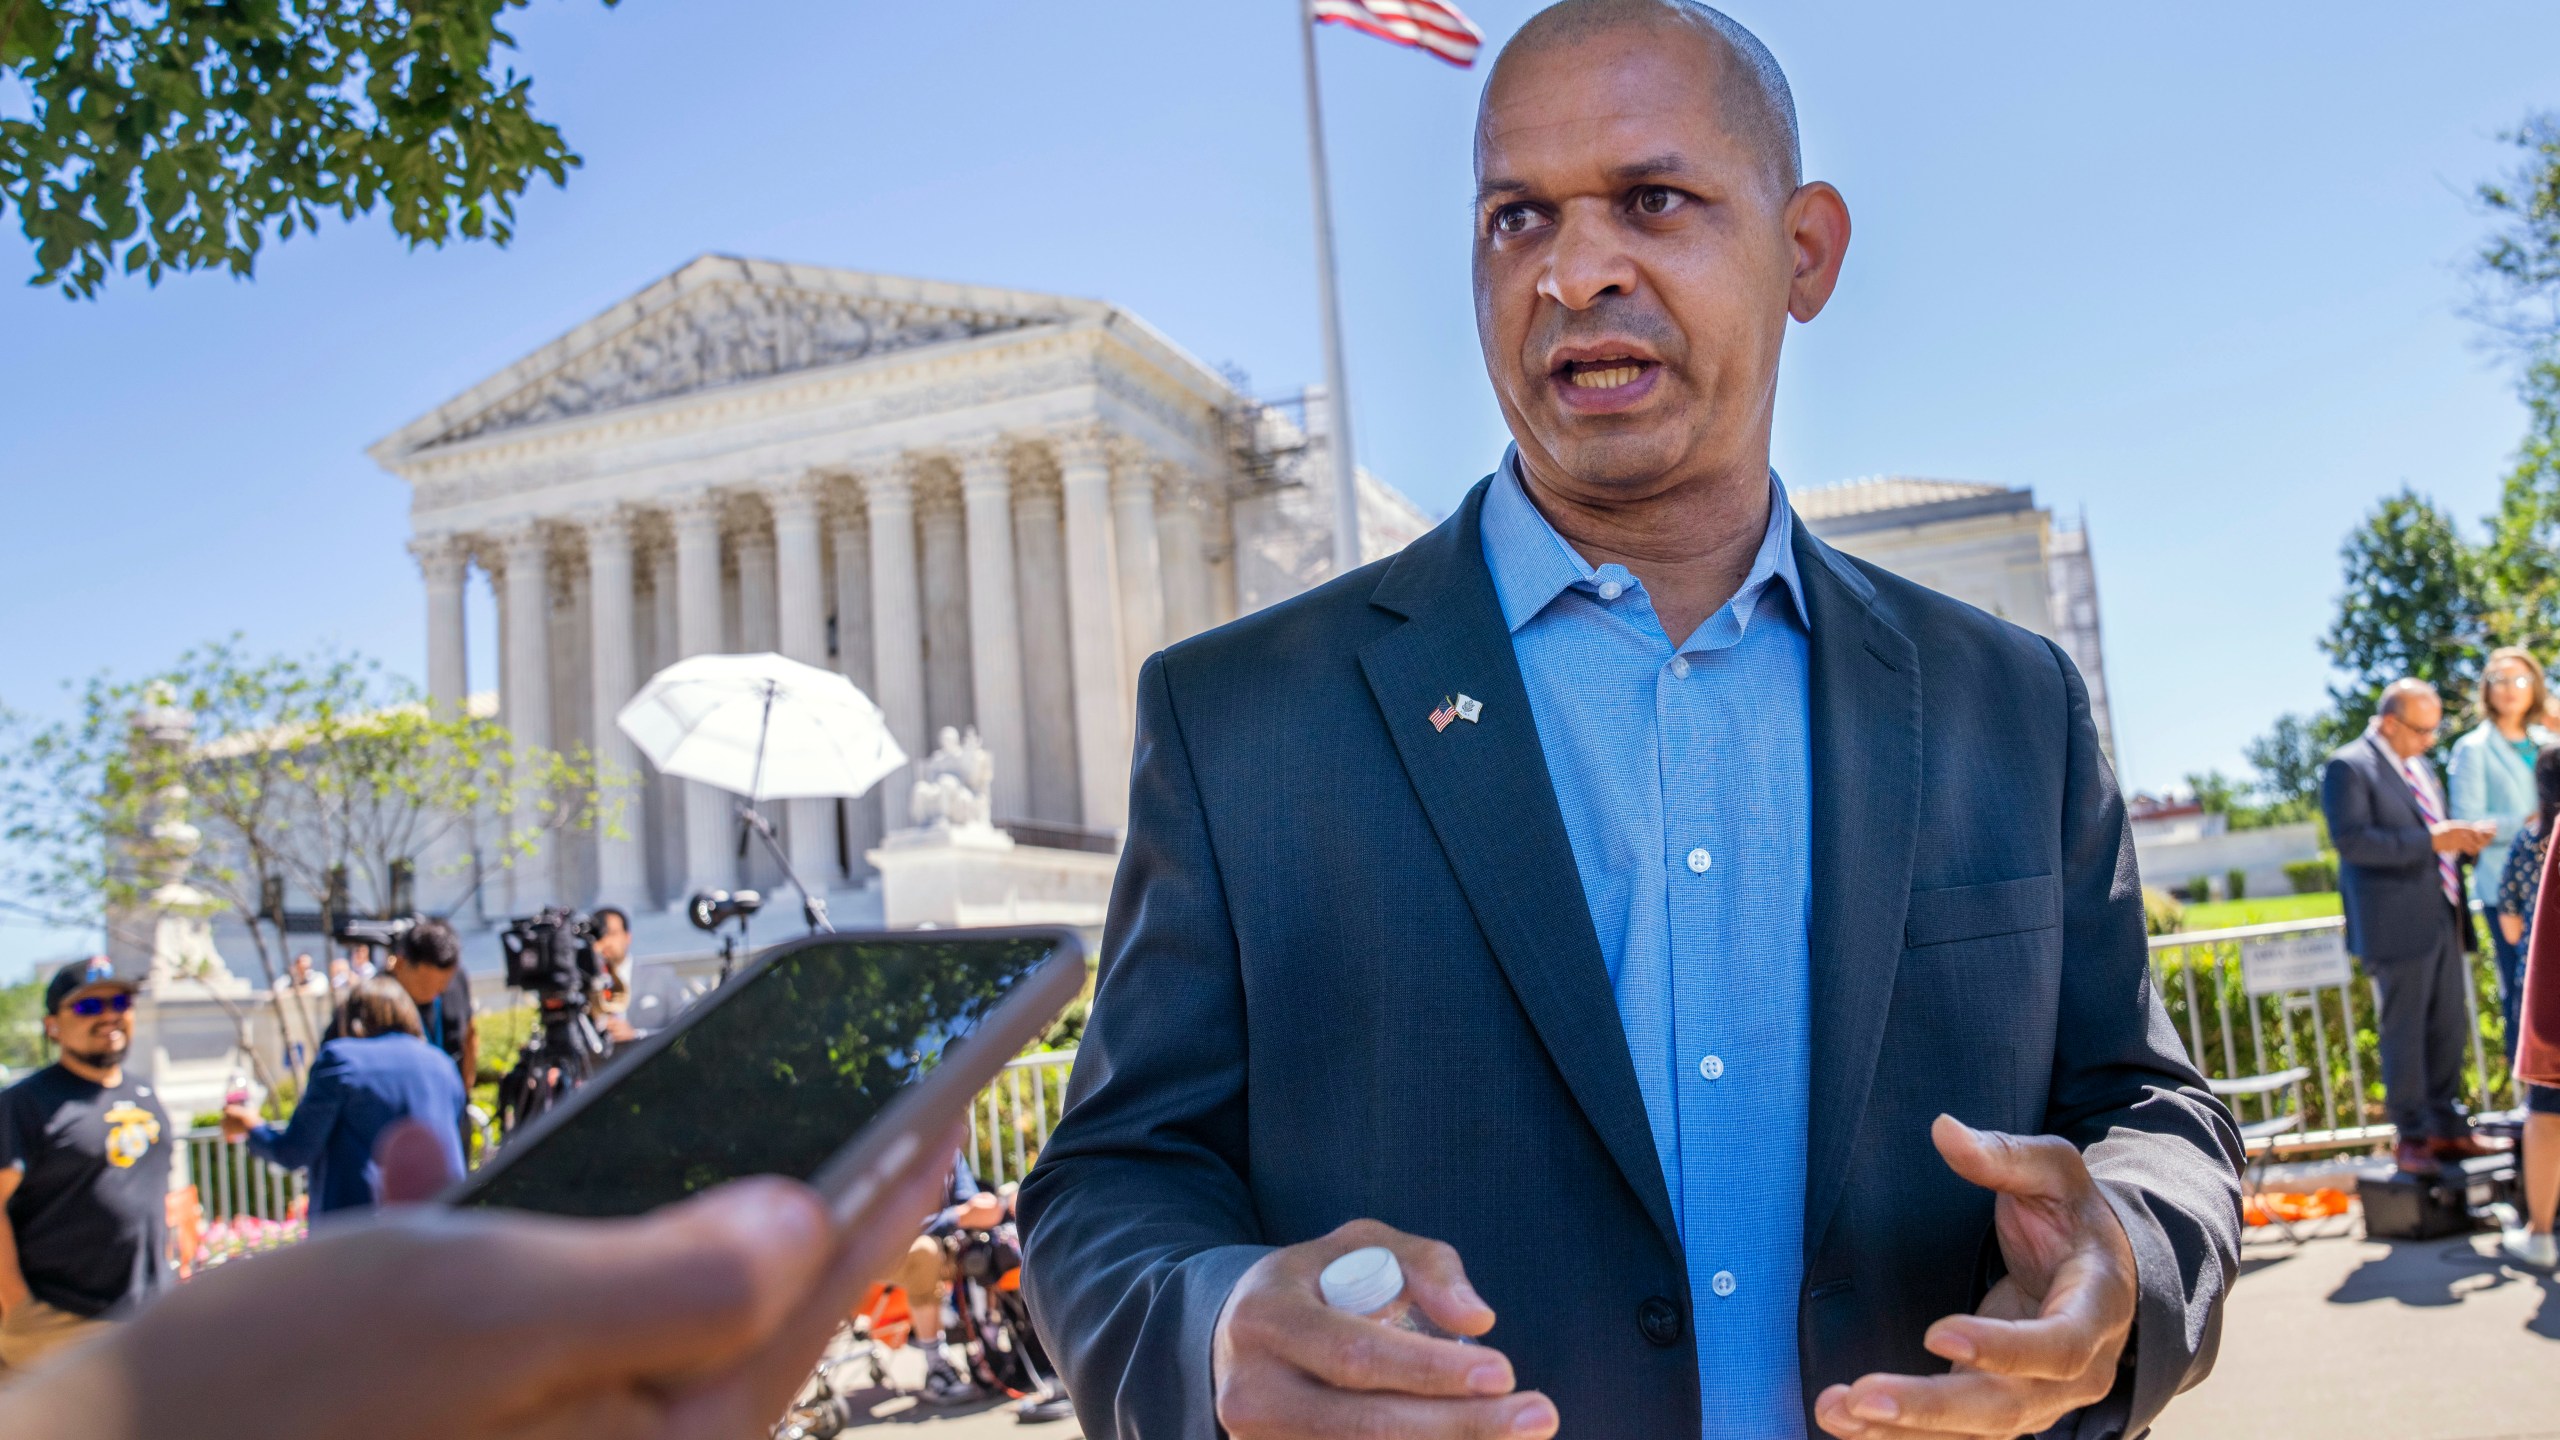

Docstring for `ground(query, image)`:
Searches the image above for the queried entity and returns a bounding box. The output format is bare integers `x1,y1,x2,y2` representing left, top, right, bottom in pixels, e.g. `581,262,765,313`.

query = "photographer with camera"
328,919,475,1089
495,908,616,1136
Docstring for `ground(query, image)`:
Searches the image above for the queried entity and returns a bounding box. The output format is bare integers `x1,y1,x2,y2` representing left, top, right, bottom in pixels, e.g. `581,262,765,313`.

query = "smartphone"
444,926,1087,1223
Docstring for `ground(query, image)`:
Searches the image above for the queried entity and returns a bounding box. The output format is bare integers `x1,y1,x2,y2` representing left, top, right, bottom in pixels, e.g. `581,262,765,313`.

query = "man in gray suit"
2320,678,2499,1174
1020,4,2241,1438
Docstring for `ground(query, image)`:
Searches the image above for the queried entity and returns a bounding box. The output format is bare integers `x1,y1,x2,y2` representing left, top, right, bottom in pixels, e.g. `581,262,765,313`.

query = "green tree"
1,0,612,299
0,640,621,1083
2475,114,2560,654
0,976,46,1073
2242,711,2335,809
2321,488,2487,739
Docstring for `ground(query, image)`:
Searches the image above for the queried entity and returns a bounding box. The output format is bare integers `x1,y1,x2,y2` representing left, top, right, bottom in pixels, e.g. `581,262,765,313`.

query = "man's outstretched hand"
1213,1219,1557,1440
1814,1116,2138,1440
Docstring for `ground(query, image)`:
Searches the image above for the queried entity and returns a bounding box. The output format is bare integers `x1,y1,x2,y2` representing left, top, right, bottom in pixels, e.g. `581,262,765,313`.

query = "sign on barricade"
2239,929,2352,996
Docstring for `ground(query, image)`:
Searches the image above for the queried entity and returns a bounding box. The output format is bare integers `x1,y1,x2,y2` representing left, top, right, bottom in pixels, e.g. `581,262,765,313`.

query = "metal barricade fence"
2147,916,2498,1154
180,1127,304,1223
967,1048,1078,1190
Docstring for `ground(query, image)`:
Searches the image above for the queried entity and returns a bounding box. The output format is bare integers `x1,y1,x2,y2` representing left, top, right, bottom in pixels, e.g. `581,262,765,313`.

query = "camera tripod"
495,1000,611,1137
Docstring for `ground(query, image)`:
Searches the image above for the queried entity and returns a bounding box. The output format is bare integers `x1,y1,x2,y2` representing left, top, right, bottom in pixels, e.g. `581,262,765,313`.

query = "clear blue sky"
4,0,2557,976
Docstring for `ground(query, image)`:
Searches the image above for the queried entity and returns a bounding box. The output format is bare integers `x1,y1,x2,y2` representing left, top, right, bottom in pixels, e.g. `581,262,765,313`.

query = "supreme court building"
374,255,1428,921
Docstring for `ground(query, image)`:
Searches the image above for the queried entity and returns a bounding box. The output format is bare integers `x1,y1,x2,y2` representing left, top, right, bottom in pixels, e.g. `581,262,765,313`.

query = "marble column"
735,528,779,654
863,466,928,832
670,491,734,895
484,555,515,916
1109,441,1166,690
583,509,650,910
499,523,557,902
1055,428,1129,831
1011,469,1080,825
412,534,472,917
647,544,683,903
1155,464,1214,645
416,535,469,718
831,500,880,877
916,468,974,740
769,477,837,887
957,443,1029,822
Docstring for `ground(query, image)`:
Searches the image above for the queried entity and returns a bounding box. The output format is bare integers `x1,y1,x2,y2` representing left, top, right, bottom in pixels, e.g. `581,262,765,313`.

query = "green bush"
2183,875,2213,904
2142,886,2186,936
2285,856,2340,894
2226,868,2247,902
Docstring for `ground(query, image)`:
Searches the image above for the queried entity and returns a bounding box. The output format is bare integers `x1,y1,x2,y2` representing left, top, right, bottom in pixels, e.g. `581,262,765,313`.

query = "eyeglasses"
2490,674,2538,689
66,993,133,1017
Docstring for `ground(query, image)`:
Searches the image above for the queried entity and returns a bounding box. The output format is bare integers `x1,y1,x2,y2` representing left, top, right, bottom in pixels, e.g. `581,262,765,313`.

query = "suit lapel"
1794,530,1923,1262
1358,482,1683,1252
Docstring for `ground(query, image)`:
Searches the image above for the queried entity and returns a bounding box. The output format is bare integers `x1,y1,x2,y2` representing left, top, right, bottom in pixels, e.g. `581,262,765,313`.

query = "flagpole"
1298,0,1363,576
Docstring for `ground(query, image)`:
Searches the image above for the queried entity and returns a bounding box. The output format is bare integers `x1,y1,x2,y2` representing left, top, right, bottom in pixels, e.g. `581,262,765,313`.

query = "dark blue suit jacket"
1019,480,2240,1439
2321,732,2465,964
249,1034,466,1214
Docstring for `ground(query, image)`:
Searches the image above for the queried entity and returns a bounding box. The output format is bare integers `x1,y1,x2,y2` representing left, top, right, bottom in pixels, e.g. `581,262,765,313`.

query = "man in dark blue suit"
1019,4,2240,1438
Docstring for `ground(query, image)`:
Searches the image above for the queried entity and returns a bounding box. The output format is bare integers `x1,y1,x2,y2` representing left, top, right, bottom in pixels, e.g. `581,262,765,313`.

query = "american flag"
1313,0,1485,68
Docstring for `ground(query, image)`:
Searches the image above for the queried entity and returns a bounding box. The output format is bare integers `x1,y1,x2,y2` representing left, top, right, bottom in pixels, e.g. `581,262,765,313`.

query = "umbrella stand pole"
735,800,833,934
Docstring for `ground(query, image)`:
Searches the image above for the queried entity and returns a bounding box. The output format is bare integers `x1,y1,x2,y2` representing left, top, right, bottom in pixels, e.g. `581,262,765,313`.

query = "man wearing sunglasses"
0,958,171,1372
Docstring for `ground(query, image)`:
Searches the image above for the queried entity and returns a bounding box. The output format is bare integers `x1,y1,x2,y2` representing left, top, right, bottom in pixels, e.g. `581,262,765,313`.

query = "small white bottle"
1318,1246,1471,1342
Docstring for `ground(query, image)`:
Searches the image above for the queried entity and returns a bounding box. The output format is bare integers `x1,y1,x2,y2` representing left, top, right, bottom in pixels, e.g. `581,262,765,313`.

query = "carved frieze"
432,281,1057,445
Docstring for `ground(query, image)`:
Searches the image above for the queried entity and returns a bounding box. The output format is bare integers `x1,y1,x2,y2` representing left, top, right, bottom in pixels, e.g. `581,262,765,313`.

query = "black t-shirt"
330,968,472,1080
0,1065,171,1318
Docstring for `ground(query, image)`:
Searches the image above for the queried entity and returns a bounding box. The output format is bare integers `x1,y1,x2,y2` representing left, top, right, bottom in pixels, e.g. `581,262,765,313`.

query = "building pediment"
377,255,1107,460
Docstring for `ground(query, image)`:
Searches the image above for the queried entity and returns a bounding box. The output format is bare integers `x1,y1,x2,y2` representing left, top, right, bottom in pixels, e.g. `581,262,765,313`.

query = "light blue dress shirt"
1480,455,1813,1438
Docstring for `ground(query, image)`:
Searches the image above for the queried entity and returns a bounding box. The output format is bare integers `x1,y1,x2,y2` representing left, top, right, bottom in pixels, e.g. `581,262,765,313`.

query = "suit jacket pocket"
1904,874,2062,949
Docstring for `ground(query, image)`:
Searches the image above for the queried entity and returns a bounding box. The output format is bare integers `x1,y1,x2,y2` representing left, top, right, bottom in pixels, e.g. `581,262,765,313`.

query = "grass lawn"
2176,892,2343,931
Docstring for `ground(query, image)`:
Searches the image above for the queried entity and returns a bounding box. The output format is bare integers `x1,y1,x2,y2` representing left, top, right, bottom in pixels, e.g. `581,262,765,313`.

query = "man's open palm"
1814,1117,2139,1439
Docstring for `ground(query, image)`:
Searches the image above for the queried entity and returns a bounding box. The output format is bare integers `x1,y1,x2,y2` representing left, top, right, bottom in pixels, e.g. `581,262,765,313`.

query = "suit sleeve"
1018,655,1271,1440
248,1046,349,1173
2036,640,2244,1440
2324,751,2431,869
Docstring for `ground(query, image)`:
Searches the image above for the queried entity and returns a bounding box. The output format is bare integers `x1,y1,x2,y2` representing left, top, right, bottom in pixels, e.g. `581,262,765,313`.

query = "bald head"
1484,0,1800,195
2375,678,2444,758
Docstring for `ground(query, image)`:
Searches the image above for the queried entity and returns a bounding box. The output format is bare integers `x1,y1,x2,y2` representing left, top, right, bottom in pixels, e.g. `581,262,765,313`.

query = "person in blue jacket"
221,976,466,1215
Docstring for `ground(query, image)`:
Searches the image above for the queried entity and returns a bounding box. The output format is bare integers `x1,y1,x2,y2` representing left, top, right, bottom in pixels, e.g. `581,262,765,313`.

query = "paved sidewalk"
2157,1221,2560,1440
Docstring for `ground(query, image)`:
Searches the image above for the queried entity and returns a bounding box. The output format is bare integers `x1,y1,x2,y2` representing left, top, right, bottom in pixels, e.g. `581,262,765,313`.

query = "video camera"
499,908,604,1011
332,915,419,951
494,908,612,1140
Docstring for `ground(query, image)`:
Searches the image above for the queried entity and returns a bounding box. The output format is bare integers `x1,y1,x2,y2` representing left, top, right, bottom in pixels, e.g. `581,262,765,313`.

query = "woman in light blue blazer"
2450,645,2557,1064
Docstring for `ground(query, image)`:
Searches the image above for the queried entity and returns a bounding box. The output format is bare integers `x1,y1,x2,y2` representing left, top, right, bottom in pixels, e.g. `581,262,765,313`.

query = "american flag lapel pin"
1454,694,1483,723
1429,696,1458,732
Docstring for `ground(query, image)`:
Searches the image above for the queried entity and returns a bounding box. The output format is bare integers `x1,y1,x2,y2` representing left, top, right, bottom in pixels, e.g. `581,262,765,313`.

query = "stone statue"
909,725,998,833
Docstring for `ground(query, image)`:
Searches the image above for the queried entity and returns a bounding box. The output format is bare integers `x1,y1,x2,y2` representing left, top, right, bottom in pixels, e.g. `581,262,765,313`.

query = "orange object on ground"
2241,1188,2350,1227
854,1281,914,1349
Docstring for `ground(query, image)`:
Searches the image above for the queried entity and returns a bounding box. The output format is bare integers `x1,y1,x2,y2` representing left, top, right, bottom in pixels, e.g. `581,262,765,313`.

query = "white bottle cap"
1319,1246,1406,1316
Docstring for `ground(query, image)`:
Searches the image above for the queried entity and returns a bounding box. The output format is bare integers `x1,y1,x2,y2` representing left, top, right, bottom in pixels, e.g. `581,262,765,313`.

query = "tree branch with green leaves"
1,0,613,298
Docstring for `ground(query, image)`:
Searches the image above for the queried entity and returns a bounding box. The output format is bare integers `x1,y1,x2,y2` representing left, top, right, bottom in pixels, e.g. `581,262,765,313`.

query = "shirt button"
1711,1270,1737,1298
1686,847,1712,874
1698,1054,1724,1081
1669,656,1692,679
1597,580,1623,600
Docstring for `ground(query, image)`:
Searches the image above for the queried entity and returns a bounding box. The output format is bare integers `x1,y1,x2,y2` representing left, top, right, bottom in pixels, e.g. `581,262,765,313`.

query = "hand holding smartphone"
446,927,1088,1222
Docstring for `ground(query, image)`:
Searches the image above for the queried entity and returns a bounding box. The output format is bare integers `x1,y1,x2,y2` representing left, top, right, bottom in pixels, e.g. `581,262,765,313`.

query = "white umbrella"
615,653,906,802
